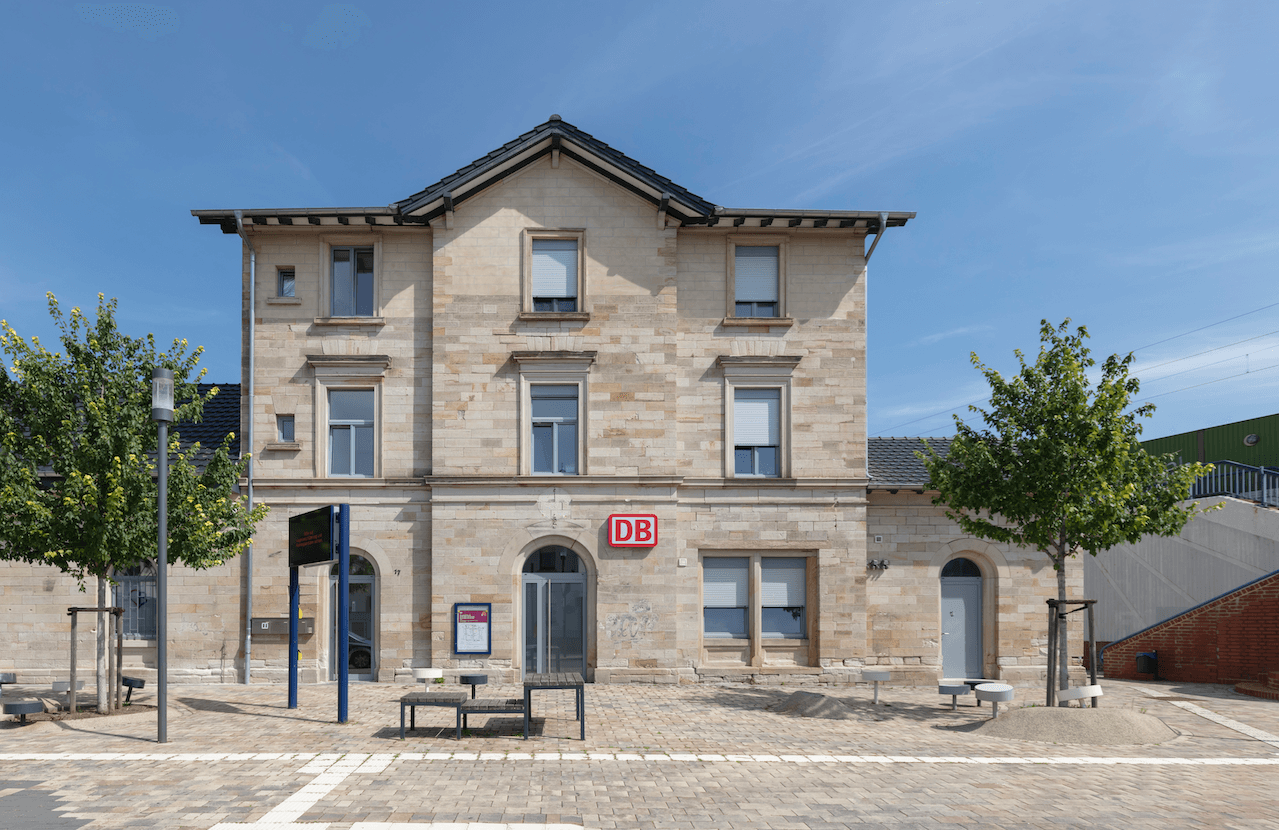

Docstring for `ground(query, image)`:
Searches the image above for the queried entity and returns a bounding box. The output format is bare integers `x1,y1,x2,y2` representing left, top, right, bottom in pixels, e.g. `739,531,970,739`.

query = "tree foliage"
0,293,267,583
920,320,1210,563
918,320,1213,690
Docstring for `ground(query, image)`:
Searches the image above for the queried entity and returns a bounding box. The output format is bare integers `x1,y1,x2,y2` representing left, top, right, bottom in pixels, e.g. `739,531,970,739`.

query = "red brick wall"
1103,571,1279,683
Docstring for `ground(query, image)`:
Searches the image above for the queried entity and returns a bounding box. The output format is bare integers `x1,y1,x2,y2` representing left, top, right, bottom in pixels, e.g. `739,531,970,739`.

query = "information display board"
289,506,335,569
453,603,492,655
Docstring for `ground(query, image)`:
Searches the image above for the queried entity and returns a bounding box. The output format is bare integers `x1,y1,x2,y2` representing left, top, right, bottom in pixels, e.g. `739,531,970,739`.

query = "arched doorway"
331,554,377,681
940,557,982,678
521,546,586,678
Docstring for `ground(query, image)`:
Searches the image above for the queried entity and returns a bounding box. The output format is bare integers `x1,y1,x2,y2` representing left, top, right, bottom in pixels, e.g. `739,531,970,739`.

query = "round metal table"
458,673,488,699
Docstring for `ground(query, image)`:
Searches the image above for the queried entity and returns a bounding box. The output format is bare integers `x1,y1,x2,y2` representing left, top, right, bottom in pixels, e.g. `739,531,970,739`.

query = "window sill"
721,316,794,328
518,311,590,322
263,442,301,452
267,297,302,305
762,638,810,646
313,316,385,327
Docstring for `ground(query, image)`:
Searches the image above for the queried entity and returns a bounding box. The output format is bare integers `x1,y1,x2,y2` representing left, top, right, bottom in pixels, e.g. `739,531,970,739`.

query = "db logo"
608,514,658,547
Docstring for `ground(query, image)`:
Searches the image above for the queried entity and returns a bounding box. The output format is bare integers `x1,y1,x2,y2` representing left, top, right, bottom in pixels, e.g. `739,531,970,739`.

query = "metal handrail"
1192,460,1279,508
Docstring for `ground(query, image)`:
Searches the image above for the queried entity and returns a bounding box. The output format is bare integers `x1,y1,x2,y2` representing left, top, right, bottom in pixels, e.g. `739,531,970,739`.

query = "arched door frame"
328,549,380,682
499,530,598,679
929,540,1008,678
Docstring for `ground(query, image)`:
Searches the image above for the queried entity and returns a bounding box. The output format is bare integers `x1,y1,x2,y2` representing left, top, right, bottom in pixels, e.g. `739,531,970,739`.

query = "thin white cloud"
912,324,994,347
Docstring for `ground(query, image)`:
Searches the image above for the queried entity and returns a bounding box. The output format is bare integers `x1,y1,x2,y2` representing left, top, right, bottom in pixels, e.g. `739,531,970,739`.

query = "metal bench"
974,682,1015,718
938,681,972,710
399,690,467,739
4,700,42,724
1057,684,1103,708
458,698,527,740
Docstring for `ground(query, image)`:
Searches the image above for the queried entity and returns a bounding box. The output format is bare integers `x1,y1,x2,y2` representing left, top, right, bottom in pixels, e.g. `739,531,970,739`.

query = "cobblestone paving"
2,679,1277,828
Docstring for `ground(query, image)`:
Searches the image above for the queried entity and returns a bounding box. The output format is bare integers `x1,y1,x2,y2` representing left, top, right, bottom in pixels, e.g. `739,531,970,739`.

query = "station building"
0,118,1078,688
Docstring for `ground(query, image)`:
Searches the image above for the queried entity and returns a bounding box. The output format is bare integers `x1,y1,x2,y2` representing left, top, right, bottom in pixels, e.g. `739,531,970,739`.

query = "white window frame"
718,356,801,479
513,351,596,476
316,234,383,323
725,235,789,324
522,229,586,317
700,551,814,667
307,354,390,479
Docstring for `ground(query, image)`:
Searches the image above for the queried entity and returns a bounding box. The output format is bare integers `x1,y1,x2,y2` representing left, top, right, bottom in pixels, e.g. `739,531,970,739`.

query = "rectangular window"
331,246,374,317
531,239,578,312
278,267,296,298
703,557,748,639
531,384,578,474
734,246,779,318
112,563,157,640
277,414,295,443
328,389,374,477
761,558,806,639
733,388,780,477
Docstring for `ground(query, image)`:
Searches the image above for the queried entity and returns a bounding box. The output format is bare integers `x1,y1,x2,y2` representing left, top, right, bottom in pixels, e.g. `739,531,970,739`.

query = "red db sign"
608,514,658,547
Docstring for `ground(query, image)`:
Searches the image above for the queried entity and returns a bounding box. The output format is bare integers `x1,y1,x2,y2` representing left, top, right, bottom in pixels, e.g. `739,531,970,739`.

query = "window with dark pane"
703,557,748,639
761,558,806,639
278,267,295,298
331,246,374,316
278,414,295,443
734,388,781,477
531,384,577,474
328,389,374,476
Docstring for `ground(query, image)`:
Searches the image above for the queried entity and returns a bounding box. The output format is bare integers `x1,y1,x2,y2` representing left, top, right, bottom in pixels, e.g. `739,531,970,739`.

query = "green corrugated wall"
1142,413,1279,468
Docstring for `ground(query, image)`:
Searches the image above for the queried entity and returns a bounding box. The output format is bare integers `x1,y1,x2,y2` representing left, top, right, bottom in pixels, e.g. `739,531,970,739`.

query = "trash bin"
1135,652,1158,676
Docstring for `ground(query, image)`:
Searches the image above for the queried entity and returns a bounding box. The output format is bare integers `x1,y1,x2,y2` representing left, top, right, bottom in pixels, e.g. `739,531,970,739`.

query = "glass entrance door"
521,546,586,678
331,555,376,681
522,576,586,676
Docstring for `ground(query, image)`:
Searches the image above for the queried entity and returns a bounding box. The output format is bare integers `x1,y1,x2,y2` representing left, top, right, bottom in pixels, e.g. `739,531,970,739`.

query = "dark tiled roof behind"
172,383,240,470
396,117,716,217
868,437,950,488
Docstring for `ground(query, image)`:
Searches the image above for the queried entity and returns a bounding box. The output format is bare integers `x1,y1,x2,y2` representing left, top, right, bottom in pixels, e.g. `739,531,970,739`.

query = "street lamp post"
151,367,173,744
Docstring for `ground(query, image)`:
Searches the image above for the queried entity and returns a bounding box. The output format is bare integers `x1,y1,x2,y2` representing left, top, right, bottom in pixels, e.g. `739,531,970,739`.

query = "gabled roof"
194,116,914,234
395,115,715,224
868,436,950,489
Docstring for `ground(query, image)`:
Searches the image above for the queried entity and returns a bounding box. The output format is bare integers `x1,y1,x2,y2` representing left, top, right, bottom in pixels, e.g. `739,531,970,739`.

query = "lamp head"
151,367,174,423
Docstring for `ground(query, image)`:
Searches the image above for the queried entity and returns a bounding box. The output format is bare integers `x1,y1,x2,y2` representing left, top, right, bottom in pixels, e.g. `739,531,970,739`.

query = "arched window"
331,554,376,577
941,557,981,578
522,545,581,573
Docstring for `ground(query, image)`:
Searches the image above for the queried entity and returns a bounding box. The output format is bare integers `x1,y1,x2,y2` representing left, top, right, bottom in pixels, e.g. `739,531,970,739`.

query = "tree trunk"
1056,556,1070,705
96,577,108,713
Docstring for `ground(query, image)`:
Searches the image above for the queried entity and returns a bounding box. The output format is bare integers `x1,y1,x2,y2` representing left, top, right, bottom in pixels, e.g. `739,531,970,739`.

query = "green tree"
919,319,1212,700
0,293,268,711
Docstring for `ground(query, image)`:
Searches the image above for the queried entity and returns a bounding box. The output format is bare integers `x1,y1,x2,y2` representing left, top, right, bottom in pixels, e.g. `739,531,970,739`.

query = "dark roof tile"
868,436,950,488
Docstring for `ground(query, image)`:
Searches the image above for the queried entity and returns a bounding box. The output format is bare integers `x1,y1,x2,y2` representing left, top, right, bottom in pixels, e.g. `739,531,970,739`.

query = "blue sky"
2,1,1277,441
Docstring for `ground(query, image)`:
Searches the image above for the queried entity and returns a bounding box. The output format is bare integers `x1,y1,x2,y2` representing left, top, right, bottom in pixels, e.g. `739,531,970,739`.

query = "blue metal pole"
337,504,349,724
288,566,299,709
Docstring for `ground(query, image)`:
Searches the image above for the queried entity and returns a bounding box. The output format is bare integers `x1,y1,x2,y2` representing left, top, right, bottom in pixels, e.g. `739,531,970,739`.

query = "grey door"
941,576,982,677
522,574,586,677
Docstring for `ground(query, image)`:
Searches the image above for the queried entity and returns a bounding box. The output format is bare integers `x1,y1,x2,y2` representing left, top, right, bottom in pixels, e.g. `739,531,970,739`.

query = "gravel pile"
963,706,1179,745
770,691,864,720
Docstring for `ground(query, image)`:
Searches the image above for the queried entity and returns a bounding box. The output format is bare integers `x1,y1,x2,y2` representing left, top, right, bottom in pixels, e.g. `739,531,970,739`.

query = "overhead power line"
879,303,1279,434
1139,362,1279,401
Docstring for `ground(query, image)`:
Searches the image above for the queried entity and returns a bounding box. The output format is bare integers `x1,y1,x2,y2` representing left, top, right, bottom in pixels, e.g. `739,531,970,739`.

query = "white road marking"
1168,700,1279,749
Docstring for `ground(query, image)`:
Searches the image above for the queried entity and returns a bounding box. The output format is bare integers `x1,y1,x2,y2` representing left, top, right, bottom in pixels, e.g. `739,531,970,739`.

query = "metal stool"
122,676,146,704
459,673,487,699
862,669,891,704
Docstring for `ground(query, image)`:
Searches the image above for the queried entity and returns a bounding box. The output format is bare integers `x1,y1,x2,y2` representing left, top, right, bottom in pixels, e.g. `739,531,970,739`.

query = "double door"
522,573,585,677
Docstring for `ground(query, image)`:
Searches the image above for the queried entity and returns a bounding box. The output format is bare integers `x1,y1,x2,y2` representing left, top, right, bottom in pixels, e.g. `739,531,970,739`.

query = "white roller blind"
703,558,748,607
532,238,577,298
761,558,806,606
734,246,778,302
734,388,780,446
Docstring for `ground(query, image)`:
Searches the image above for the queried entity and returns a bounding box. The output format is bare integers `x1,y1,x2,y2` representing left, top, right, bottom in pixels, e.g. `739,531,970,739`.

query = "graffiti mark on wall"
605,600,656,641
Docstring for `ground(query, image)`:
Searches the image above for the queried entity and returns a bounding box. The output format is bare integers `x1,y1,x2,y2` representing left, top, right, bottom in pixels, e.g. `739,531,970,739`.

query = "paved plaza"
2,678,1278,829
